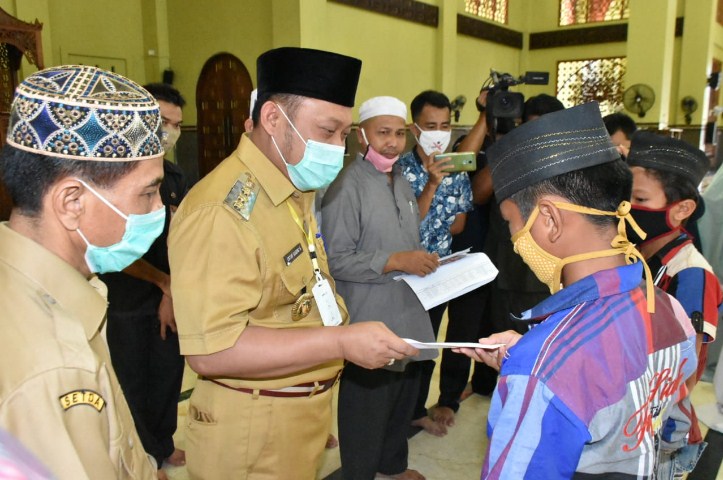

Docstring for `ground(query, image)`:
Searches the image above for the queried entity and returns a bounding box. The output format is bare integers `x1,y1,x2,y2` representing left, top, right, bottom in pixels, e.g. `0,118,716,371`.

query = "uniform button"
128,437,134,449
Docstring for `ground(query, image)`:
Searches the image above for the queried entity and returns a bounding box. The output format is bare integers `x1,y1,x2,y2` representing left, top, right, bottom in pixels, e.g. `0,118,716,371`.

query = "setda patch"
59,389,106,412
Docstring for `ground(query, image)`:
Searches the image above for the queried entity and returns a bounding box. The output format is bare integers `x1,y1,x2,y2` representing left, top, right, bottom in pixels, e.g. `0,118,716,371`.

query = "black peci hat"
256,47,362,109
627,131,709,188
487,102,619,202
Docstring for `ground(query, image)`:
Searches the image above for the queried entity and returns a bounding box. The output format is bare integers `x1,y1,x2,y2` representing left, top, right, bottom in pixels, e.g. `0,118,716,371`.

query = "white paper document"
394,252,498,310
403,338,504,350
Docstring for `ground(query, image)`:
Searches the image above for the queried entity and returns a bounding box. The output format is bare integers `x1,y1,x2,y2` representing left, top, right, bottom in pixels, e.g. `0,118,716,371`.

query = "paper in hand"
403,338,504,350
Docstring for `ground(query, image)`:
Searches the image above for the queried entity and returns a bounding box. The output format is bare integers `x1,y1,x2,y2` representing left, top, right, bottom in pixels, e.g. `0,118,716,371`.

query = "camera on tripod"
484,69,550,128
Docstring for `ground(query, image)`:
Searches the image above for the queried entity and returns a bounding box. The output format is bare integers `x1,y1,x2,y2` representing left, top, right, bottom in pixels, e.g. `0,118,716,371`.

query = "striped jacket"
483,262,697,479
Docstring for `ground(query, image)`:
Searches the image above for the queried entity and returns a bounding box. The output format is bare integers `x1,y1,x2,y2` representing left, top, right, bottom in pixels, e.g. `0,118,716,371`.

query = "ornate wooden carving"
0,7,44,221
457,14,522,49
328,0,438,27
0,8,43,70
531,18,683,50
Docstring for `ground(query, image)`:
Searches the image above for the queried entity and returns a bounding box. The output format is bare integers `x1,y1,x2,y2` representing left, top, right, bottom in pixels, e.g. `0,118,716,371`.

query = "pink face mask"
361,128,399,173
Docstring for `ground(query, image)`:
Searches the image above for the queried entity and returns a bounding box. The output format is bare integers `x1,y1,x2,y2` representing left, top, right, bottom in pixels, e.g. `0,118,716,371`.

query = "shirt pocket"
279,246,312,301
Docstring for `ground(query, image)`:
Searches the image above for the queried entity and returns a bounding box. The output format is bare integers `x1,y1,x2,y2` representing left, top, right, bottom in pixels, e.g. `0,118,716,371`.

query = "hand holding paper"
402,338,504,350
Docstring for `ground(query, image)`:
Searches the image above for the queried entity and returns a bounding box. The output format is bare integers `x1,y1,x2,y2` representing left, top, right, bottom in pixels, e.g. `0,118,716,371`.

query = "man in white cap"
322,96,439,480
0,65,165,479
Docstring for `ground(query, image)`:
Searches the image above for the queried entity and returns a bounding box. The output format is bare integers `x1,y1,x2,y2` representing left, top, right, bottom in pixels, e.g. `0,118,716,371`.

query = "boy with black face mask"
627,131,722,477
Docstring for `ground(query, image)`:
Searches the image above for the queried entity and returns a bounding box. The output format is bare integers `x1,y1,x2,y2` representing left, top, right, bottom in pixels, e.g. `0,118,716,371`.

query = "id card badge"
312,277,343,326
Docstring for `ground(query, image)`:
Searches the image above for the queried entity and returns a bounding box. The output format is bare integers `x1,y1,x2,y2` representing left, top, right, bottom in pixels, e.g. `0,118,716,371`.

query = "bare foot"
459,383,473,401
157,469,169,480
411,415,447,437
376,469,426,480
429,406,455,427
166,448,186,466
325,434,338,449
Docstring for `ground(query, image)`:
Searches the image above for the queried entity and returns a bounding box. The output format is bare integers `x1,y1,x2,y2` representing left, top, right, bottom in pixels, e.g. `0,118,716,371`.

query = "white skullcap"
249,89,258,117
358,96,407,123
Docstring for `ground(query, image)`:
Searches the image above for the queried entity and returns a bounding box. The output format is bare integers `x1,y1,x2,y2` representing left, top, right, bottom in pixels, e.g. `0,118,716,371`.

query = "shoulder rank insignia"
224,172,259,220
59,389,106,412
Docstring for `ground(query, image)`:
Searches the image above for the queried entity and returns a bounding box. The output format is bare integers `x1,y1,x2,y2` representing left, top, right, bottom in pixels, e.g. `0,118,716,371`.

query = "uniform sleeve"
483,374,590,480
169,204,263,355
321,173,395,284
672,267,721,342
0,368,155,480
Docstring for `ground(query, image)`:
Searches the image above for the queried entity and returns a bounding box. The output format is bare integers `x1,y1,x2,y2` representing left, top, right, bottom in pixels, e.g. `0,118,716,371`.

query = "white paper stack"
394,252,499,310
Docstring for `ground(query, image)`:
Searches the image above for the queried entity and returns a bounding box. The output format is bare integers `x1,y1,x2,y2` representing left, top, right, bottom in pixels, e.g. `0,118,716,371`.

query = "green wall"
1,0,722,132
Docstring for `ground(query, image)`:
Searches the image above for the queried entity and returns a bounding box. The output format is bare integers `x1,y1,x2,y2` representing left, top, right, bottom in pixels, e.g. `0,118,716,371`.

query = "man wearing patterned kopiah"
0,65,165,479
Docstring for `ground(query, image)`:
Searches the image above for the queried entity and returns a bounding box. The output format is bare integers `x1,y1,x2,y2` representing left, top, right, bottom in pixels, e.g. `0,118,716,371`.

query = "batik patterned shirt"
398,149,473,256
483,262,697,479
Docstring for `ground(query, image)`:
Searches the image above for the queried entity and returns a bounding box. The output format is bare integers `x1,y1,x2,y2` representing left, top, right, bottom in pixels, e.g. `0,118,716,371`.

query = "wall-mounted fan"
680,96,698,125
450,95,467,122
623,84,656,118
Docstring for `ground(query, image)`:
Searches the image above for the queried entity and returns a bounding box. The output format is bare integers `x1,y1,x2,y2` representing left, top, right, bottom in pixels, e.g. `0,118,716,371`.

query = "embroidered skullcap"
6,65,162,161
627,131,709,188
487,102,619,203
256,47,362,108
359,96,407,123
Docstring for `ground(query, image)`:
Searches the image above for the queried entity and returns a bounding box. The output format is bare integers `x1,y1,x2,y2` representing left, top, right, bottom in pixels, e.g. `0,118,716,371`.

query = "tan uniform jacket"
169,135,348,390
0,223,156,480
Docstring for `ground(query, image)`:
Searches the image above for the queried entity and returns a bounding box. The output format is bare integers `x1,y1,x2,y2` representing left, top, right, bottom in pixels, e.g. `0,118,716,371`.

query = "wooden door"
196,53,253,178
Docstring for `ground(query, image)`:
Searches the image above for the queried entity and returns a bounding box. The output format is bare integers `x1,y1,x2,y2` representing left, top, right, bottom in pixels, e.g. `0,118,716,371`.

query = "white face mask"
414,123,451,156
162,126,181,151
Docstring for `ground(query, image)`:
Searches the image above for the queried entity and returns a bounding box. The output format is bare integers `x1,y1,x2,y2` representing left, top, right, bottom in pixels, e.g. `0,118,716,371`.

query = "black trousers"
438,284,494,411
107,310,185,468
411,303,447,420
339,362,421,480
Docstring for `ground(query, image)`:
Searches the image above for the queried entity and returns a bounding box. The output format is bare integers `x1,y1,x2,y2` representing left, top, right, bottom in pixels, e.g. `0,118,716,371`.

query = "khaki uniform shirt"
0,223,156,480
169,135,347,390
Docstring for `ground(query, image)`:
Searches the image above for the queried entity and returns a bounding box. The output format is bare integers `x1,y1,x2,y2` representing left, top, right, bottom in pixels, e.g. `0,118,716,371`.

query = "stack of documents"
394,251,498,310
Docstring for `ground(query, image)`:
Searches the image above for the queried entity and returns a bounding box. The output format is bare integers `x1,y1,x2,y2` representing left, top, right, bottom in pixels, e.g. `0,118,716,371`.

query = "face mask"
414,123,451,156
75,179,166,274
162,126,181,151
510,201,656,313
271,104,345,191
361,128,398,173
627,204,679,246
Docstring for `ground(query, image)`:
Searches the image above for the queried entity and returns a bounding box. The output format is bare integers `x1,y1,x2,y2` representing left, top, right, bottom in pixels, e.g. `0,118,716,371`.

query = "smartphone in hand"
433,152,476,172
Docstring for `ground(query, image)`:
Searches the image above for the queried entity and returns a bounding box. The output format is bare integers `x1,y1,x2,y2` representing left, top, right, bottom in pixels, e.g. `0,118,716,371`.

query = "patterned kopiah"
6,65,163,161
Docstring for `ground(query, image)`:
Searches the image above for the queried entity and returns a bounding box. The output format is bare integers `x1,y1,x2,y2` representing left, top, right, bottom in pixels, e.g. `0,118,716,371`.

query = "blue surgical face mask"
270,103,345,191
75,178,165,274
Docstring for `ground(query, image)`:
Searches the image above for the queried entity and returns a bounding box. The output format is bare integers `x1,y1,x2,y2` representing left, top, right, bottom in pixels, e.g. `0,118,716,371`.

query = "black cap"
256,47,362,109
627,131,709,188
488,102,619,202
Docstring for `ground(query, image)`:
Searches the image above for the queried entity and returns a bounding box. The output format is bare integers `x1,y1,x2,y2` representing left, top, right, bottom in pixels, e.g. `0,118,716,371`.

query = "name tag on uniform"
312,278,342,326
284,244,304,266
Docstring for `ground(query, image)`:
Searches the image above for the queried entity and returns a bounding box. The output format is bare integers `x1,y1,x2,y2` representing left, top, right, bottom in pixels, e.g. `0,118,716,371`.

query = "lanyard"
286,200,323,280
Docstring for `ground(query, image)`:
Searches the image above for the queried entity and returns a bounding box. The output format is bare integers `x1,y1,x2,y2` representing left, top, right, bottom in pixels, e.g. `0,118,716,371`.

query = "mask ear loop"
274,103,307,146
551,201,655,313
75,178,128,220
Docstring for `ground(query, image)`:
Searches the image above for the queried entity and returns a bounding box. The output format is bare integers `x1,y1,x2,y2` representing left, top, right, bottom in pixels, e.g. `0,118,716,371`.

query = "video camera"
483,69,549,131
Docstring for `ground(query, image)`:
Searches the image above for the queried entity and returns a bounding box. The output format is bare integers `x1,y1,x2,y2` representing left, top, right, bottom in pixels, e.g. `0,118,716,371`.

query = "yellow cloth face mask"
510,200,655,313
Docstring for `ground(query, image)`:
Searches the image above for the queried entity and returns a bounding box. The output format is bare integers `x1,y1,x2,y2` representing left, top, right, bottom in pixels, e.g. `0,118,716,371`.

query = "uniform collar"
0,223,107,340
516,262,645,323
236,134,296,206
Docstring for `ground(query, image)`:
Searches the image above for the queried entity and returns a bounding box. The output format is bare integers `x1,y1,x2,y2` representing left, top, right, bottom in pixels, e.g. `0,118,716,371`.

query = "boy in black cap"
627,132,722,476
455,103,697,478
168,47,418,479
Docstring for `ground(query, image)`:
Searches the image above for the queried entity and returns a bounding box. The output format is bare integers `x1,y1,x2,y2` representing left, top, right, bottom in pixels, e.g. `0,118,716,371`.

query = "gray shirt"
321,154,437,366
